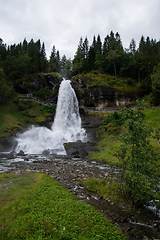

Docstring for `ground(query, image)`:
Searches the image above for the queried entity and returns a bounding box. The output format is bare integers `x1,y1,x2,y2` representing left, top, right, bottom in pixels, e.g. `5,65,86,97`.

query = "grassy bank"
85,102,160,205
0,97,56,143
88,103,160,165
77,71,140,93
0,172,126,240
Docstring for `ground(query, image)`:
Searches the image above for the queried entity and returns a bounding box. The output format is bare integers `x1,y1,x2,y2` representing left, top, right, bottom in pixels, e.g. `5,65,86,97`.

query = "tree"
139,35,145,53
49,46,57,72
60,55,72,78
151,63,160,105
0,68,13,104
107,49,120,75
82,37,89,60
116,101,159,207
72,37,84,74
129,38,136,54
22,38,28,54
40,42,48,72
0,38,7,61
56,50,61,73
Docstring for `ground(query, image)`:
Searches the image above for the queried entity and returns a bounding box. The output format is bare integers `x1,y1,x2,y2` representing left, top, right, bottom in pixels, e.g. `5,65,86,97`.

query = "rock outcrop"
15,73,62,104
71,76,143,109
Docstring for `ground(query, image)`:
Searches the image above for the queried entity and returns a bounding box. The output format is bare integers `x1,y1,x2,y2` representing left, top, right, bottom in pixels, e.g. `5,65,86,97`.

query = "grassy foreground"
0,172,126,240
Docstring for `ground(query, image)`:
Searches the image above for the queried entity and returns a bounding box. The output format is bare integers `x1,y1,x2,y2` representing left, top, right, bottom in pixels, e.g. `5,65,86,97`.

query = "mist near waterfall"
15,80,87,154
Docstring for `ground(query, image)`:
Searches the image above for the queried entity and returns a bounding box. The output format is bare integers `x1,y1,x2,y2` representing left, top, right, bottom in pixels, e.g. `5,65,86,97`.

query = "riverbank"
0,153,160,239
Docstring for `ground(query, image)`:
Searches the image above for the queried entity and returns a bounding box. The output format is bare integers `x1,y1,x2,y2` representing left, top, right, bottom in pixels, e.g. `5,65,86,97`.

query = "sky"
0,0,160,59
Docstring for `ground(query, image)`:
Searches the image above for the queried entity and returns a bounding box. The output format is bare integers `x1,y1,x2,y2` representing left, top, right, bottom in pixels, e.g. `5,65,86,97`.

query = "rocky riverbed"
0,152,160,240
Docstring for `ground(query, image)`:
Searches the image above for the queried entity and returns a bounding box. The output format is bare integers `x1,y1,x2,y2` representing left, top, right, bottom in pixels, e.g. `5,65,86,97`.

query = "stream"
0,152,160,240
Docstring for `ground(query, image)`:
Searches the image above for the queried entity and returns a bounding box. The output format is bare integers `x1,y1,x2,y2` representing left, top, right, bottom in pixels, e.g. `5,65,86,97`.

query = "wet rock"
42,149,50,156
64,142,97,158
17,150,25,156
0,136,18,152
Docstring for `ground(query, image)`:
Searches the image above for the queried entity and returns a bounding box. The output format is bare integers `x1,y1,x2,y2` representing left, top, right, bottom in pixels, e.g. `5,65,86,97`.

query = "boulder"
64,142,98,158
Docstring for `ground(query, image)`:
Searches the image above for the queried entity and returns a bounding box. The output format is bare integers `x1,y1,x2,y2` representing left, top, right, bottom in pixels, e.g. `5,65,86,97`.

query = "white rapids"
15,80,87,154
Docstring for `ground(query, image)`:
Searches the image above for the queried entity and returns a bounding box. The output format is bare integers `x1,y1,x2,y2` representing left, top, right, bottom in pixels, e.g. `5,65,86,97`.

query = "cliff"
15,73,143,110
71,76,144,110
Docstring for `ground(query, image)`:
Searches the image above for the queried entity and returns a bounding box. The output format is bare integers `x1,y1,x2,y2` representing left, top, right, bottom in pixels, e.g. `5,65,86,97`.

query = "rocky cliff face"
71,77,143,110
15,74,143,109
15,73,63,104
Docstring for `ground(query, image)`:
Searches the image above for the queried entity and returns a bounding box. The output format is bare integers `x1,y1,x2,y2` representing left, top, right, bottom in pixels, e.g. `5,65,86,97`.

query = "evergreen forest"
0,31,160,106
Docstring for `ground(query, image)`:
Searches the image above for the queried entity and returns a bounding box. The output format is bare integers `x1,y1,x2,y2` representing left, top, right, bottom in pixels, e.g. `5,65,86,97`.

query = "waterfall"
15,80,87,154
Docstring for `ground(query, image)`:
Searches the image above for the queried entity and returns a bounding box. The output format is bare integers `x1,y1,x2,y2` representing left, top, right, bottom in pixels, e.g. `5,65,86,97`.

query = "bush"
35,88,52,99
18,99,32,111
102,111,125,126
116,101,160,207
126,78,133,85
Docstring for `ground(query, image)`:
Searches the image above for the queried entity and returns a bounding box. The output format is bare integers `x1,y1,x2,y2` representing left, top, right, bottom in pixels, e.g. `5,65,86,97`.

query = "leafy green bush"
116,101,160,207
42,104,56,113
102,111,125,126
34,88,52,99
18,99,33,111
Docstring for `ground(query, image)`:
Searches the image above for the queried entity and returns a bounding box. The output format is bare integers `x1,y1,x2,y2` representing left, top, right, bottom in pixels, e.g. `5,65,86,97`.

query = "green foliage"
17,100,56,124
151,63,160,105
0,173,125,240
34,88,52,99
0,68,13,104
116,101,160,206
82,178,121,203
72,32,160,92
42,104,56,113
77,72,139,93
18,99,33,111
100,111,125,136
42,72,63,80
0,99,56,140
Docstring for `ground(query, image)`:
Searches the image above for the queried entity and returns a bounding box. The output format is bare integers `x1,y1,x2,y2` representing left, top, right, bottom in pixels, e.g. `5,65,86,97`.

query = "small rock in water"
17,150,25,156
42,149,50,156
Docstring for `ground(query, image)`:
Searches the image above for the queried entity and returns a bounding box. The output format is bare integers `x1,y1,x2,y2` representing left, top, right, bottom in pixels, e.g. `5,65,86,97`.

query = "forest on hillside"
0,31,160,105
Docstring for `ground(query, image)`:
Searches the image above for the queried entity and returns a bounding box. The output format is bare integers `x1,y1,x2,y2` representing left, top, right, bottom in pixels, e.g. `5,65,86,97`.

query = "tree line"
0,31,160,104
0,38,72,82
73,31,160,92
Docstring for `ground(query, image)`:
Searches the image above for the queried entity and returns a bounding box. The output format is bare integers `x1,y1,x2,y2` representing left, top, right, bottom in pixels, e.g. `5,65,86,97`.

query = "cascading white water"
15,80,87,154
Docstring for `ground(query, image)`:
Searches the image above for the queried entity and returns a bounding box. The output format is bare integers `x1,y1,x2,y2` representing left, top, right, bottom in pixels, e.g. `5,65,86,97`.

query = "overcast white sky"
0,0,160,59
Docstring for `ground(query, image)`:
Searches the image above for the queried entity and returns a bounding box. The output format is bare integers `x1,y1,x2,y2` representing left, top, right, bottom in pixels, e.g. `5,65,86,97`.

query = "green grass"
88,139,122,166
0,172,126,240
0,98,56,140
144,106,160,129
77,71,140,93
0,100,25,138
0,172,42,208
82,178,122,204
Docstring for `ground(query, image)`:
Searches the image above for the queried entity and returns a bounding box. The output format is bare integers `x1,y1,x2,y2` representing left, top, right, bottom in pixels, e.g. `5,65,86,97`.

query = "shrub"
116,101,160,207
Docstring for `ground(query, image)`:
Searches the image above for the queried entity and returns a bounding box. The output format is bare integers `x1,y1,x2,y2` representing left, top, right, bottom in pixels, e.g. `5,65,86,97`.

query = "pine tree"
129,38,136,54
